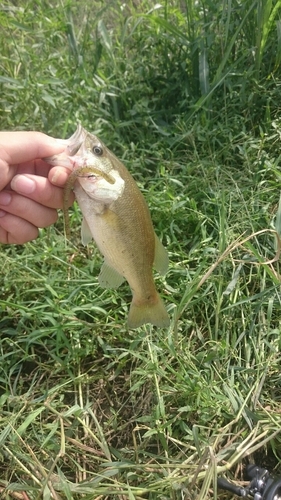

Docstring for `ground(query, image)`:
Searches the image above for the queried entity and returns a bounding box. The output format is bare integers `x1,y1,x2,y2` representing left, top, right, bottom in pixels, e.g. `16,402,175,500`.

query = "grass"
1,0,281,498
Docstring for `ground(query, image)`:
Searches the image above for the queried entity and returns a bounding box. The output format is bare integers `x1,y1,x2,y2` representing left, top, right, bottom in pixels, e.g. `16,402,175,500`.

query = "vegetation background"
1,0,281,498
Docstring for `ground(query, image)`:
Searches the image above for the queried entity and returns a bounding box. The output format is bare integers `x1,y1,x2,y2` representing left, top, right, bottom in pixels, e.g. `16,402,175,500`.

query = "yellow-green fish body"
46,124,169,329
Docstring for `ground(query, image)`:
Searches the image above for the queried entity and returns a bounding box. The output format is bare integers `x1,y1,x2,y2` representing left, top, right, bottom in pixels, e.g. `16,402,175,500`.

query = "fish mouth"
44,123,85,168
44,154,75,169
67,140,83,157
44,145,84,170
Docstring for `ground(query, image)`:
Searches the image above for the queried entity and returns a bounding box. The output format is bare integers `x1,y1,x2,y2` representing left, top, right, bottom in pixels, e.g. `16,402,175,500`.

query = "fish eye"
92,145,103,156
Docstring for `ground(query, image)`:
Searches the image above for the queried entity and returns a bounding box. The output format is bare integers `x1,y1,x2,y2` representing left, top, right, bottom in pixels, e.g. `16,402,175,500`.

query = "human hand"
0,131,75,244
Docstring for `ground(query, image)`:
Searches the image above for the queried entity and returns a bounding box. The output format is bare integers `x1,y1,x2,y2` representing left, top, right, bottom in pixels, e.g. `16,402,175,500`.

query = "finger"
0,131,66,165
0,133,66,192
0,191,58,229
48,166,72,187
10,173,74,209
0,212,39,244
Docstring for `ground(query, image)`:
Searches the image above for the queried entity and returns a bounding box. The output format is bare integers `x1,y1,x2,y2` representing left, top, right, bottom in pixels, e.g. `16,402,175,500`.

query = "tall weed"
1,0,281,498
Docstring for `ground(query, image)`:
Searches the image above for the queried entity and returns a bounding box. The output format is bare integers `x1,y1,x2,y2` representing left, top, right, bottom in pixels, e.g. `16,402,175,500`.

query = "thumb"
0,131,65,191
0,131,65,165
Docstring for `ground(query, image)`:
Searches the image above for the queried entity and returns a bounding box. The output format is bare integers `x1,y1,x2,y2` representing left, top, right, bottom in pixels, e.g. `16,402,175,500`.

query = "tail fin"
127,294,170,329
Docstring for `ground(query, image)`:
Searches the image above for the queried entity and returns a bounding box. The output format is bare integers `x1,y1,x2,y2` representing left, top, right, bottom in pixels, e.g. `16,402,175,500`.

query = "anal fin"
99,261,125,289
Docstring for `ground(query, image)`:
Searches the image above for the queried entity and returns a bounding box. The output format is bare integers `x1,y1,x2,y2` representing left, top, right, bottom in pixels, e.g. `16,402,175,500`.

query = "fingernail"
51,170,69,184
0,192,12,205
11,175,36,194
50,170,60,183
55,138,68,146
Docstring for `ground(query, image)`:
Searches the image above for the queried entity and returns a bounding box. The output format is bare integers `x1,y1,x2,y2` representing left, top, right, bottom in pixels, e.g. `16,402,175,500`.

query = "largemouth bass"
46,124,169,329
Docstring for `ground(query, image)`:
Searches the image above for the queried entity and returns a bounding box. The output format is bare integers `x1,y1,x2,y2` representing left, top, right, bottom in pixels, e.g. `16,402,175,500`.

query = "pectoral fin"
153,234,169,276
81,217,93,246
99,261,125,289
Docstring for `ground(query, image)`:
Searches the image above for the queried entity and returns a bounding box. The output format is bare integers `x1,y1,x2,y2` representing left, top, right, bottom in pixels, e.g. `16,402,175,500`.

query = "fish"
46,124,170,329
